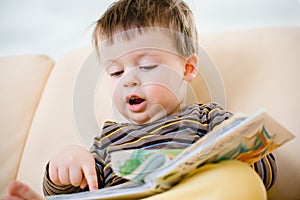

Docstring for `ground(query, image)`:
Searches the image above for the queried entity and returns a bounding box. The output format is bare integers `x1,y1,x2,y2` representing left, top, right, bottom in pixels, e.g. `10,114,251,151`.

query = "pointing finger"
82,165,98,191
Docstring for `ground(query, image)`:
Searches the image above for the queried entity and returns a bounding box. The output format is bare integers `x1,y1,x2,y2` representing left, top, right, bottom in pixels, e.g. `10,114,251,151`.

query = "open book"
47,109,295,200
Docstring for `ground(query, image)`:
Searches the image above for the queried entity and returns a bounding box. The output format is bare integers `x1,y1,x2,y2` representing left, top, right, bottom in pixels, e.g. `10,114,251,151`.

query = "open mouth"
128,97,145,105
126,95,146,112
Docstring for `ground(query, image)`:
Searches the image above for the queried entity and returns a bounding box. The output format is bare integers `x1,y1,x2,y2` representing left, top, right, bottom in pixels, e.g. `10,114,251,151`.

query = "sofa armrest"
16,47,93,195
0,55,54,198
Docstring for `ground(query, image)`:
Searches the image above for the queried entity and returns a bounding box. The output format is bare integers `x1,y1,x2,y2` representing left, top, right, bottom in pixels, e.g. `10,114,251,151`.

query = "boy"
7,0,275,199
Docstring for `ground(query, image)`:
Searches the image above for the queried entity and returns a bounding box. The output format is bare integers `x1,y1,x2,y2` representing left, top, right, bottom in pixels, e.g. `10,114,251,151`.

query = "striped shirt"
43,103,276,195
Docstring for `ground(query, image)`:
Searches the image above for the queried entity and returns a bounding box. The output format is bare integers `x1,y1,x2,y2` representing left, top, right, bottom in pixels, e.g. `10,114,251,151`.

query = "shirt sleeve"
204,103,233,131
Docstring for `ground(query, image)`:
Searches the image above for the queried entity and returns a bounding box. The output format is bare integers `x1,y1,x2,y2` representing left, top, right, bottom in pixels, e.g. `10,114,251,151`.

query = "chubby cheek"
109,80,124,108
112,86,123,105
106,78,115,96
145,84,181,107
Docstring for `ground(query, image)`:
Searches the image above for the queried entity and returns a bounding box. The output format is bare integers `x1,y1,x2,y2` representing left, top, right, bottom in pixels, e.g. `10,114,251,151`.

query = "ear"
184,54,198,82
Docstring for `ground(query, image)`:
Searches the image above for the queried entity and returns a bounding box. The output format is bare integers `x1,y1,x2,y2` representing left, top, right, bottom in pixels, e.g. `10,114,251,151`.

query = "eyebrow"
107,50,161,65
137,52,161,59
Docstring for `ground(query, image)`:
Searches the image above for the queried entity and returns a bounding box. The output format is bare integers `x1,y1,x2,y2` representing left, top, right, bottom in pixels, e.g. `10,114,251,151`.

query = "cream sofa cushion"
0,55,54,198
17,26,300,199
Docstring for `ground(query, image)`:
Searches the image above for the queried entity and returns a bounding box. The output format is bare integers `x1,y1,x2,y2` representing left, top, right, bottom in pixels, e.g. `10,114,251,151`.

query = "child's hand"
48,145,98,191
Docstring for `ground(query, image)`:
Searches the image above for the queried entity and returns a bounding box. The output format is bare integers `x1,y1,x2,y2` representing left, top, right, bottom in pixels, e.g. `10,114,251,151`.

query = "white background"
0,0,299,60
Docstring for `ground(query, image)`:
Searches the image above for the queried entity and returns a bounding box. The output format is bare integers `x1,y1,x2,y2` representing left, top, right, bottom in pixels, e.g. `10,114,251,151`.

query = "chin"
129,119,148,125
130,113,155,125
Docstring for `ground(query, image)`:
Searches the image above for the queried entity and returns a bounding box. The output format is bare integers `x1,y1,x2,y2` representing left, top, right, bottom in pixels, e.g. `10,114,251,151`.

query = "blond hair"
93,0,198,57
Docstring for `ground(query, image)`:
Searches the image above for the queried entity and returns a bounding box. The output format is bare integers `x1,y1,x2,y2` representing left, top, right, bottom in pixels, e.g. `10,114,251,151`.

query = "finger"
58,167,70,185
79,177,88,189
69,166,83,187
82,165,98,191
48,163,60,185
8,180,44,200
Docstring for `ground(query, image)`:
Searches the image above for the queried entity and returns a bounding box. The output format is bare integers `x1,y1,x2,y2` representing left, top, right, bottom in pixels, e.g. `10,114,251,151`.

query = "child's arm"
42,145,100,196
251,153,277,190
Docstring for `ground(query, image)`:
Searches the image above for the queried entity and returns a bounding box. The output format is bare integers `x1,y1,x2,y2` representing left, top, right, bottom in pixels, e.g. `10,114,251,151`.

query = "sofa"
0,26,299,200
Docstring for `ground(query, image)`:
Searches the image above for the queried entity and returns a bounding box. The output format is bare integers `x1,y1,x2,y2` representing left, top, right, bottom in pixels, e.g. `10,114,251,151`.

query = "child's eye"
139,65,158,70
110,70,124,77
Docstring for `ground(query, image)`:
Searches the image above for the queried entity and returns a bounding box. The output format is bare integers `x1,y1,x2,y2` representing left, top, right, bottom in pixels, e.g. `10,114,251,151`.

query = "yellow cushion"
145,160,266,200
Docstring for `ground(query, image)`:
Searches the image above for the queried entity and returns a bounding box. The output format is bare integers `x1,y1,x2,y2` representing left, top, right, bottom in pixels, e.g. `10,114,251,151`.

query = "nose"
122,69,141,88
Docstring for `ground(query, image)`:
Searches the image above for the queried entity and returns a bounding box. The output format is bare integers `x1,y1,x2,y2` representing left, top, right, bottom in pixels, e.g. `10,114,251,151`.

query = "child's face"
99,30,197,124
